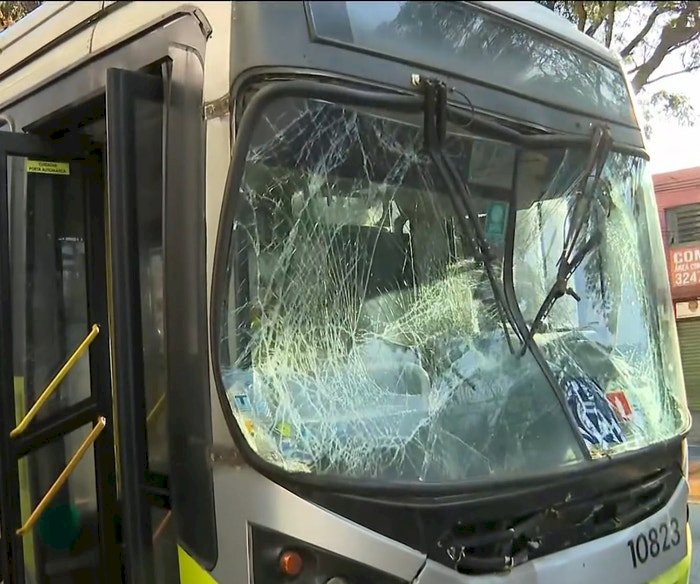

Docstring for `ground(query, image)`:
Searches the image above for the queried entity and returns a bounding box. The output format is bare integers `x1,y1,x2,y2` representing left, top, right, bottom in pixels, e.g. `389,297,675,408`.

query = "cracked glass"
217,96,588,482
513,151,689,457
216,95,688,482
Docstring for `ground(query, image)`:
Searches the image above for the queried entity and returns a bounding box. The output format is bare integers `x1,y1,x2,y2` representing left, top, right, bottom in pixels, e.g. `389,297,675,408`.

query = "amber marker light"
279,549,304,577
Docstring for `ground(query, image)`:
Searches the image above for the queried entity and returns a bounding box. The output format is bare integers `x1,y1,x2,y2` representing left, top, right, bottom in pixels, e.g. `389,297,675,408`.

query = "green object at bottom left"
37,504,82,551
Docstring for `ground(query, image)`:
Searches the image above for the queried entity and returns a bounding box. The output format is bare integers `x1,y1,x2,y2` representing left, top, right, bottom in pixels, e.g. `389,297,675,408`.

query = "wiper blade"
521,125,613,353
421,79,524,352
419,77,592,459
444,92,645,159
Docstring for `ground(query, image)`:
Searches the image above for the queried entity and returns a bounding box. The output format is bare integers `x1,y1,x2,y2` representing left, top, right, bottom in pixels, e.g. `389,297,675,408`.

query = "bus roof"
0,1,232,111
0,1,106,75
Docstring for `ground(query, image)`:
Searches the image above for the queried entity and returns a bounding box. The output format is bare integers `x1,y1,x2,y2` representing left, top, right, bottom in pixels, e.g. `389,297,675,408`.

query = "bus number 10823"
626,518,682,569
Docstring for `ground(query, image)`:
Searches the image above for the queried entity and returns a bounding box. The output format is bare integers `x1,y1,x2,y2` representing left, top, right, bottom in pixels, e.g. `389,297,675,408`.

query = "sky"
645,67,700,175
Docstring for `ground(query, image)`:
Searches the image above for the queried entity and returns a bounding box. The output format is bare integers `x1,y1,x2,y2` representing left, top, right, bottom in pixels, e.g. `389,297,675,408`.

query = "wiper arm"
521,125,613,353
421,79,524,352
417,76,592,458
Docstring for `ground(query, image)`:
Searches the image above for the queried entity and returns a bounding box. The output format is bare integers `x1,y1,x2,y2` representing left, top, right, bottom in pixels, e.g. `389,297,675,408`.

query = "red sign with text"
606,390,632,421
669,244,700,289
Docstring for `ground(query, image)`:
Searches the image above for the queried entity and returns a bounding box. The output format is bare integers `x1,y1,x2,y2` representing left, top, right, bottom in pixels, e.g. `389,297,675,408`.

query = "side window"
128,70,178,584
133,75,168,476
666,204,700,246
107,66,179,584
162,49,216,567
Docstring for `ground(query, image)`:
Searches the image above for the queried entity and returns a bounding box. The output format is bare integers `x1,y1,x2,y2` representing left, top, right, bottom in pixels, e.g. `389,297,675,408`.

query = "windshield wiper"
520,125,613,354
421,79,524,353
417,76,593,458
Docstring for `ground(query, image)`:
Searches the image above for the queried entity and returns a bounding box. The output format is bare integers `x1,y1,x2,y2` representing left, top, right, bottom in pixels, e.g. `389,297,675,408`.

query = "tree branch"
645,62,700,86
574,1,587,32
631,8,700,92
585,2,606,37
620,7,661,58
604,1,616,48
586,19,604,36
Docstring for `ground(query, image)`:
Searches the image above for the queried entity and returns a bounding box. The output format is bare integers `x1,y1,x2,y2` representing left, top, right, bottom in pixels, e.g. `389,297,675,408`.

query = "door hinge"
204,95,230,120
193,7,213,39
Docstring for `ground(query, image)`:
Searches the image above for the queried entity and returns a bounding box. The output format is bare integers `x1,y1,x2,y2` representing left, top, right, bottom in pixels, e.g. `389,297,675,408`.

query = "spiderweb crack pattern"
219,97,687,481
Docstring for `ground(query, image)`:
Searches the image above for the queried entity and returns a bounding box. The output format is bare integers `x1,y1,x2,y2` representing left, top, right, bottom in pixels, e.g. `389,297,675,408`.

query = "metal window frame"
106,67,162,584
210,79,685,500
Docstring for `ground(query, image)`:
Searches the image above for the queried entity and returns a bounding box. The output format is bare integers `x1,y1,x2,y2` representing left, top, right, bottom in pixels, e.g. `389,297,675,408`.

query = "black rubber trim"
163,46,218,570
211,78,681,498
106,68,157,584
0,144,24,584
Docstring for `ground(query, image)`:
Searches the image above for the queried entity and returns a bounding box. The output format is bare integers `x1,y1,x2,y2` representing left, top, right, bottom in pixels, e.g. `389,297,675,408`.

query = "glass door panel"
0,134,119,584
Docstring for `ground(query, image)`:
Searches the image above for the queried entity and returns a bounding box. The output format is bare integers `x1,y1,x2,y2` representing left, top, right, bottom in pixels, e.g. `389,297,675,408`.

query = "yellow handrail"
16,416,107,536
153,510,172,543
146,393,166,426
11,324,100,438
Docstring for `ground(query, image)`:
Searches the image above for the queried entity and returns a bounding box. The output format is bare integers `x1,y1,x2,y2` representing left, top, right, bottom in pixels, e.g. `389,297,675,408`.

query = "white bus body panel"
0,1,231,110
205,113,234,446
90,1,231,102
210,466,428,583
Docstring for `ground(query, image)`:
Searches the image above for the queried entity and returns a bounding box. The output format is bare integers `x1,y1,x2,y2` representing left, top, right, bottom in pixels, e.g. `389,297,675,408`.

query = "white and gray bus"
0,1,692,583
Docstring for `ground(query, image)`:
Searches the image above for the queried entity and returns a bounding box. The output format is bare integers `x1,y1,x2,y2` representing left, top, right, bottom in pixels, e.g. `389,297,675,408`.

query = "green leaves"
0,1,41,32
537,1,700,128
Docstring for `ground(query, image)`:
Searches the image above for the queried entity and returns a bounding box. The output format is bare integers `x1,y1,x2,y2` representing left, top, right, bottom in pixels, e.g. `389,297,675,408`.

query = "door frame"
106,67,165,584
0,11,218,575
0,135,120,584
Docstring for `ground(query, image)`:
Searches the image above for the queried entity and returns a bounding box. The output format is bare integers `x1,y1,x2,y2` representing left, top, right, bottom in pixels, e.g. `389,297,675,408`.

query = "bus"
0,1,692,583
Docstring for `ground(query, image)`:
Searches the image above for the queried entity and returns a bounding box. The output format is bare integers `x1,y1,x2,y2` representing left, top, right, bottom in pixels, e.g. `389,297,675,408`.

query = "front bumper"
415,479,690,583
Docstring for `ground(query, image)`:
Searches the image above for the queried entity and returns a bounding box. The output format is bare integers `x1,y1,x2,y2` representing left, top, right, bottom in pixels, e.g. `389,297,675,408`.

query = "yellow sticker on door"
25,160,70,175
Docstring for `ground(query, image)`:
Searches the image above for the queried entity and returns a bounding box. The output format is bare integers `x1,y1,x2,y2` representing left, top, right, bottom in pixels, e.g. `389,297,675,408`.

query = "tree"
537,1,700,131
0,1,40,31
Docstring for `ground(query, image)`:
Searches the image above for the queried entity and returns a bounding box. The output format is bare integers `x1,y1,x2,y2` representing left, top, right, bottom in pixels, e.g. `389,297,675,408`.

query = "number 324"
627,518,682,568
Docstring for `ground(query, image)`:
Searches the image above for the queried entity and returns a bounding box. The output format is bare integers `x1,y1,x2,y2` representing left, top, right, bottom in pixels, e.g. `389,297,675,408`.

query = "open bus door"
0,133,122,584
0,67,174,584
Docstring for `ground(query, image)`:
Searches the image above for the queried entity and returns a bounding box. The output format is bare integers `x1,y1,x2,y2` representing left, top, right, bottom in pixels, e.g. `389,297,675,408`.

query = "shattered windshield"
513,150,689,457
216,95,687,483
